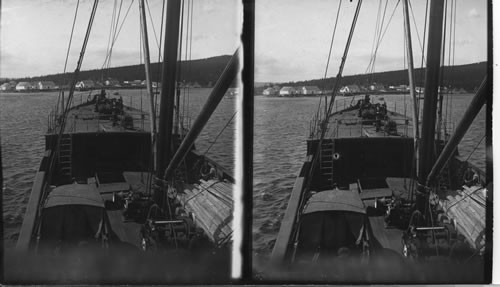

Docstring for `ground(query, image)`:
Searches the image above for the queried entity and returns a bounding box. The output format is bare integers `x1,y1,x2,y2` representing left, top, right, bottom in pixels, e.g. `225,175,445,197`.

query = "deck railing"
64,113,149,133
325,118,412,139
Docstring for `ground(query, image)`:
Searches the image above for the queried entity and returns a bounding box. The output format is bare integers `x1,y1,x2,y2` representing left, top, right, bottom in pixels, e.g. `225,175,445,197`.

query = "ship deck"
96,171,150,248
324,108,414,139
362,177,411,255
60,101,151,134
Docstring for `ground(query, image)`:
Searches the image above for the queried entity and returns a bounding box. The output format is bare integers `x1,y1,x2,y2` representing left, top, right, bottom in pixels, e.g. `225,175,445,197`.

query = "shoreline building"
301,86,321,95
15,82,32,91
38,81,56,90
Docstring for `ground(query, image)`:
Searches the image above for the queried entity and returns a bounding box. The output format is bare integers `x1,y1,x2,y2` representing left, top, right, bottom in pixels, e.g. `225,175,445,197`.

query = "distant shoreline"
0,86,212,94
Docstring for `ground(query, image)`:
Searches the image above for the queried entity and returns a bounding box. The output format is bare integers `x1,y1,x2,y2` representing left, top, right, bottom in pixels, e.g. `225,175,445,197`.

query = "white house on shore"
105,78,120,87
1,82,15,91
339,84,361,94
369,83,385,91
16,82,32,91
262,87,278,96
76,80,95,90
279,86,296,96
301,86,321,95
38,81,56,90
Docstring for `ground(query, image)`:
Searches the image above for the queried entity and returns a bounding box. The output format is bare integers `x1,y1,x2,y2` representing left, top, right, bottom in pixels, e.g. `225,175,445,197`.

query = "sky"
0,1,488,82
255,0,488,83
0,0,242,78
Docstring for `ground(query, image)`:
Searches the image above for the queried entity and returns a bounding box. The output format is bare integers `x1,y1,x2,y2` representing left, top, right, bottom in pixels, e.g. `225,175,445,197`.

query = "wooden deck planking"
369,216,403,255
106,209,142,247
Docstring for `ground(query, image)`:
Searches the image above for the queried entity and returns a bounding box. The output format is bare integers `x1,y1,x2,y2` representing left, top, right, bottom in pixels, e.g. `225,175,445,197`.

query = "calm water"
253,93,487,258
1,88,236,248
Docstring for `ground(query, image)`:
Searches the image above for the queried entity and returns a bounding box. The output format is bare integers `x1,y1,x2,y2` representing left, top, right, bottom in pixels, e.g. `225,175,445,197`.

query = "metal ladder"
59,134,72,179
319,140,334,189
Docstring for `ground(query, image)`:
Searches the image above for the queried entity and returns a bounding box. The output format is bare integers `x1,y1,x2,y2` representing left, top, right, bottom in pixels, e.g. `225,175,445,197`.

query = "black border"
242,0,255,283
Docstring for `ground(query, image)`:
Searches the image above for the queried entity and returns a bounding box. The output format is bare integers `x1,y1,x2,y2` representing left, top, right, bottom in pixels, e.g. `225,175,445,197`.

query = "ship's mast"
426,77,487,186
163,49,240,180
402,0,419,176
416,0,445,211
139,0,157,170
156,0,182,177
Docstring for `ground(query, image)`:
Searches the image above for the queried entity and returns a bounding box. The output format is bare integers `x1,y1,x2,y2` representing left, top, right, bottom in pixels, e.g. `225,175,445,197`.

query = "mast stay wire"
444,0,452,137
203,112,237,156
325,0,363,121
408,0,426,62
145,0,162,52
57,0,80,117
317,0,342,122
186,0,194,127
62,0,81,75
367,0,384,76
415,0,429,118
182,0,193,132
103,0,120,73
364,0,400,80
102,0,123,72
436,0,448,142
323,0,343,80
444,0,457,137
175,0,186,136
154,0,167,117
366,0,389,77
101,0,135,73
303,0,363,227
48,0,100,187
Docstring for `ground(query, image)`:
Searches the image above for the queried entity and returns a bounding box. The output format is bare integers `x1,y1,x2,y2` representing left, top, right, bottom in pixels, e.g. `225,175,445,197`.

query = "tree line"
281,61,487,92
10,55,233,87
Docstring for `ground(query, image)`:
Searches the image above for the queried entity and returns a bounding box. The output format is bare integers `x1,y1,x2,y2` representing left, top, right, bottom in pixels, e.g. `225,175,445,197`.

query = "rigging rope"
145,0,161,51
366,0,389,76
57,0,80,117
367,0,384,76
103,0,119,72
464,134,486,163
203,112,237,156
154,0,166,116
415,0,429,117
102,0,123,71
325,0,363,118
444,0,457,137
48,0,100,187
174,0,186,136
303,0,363,199
408,0,425,61
323,0,342,79
321,0,342,117
62,0,80,75
181,0,191,132
437,0,448,141
187,0,194,126
443,0,454,137
365,0,400,79
101,0,135,73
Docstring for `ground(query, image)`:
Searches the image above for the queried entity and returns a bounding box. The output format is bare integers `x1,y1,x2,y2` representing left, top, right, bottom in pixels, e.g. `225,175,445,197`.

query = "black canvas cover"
39,205,108,251
295,211,368,261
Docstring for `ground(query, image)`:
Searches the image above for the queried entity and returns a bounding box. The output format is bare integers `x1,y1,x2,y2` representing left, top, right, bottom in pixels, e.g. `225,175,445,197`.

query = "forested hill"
14,55,232,87
282,61,486,92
